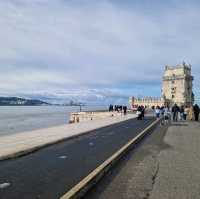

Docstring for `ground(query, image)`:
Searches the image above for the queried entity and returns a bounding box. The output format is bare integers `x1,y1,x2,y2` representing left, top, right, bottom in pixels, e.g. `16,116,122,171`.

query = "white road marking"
89,142,94,146
59,156,68,159
0,183,11,189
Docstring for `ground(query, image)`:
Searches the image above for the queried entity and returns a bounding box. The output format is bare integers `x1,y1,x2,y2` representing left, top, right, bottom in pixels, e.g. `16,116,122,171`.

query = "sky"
0,0,199,105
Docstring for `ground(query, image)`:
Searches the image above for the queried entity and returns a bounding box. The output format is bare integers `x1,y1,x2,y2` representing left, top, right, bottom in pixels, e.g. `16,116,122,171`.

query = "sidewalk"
150,121,200,199
83,120,200,199
0,113,136,161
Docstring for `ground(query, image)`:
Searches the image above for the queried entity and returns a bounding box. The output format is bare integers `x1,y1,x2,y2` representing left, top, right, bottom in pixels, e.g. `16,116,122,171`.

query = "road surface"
0,117,155,199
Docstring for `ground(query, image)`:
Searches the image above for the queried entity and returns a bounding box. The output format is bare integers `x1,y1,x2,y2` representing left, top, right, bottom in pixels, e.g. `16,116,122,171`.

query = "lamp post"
79,103,84,112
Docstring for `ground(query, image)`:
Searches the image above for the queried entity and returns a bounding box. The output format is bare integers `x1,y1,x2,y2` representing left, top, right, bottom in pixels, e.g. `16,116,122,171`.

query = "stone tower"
162,63,194,106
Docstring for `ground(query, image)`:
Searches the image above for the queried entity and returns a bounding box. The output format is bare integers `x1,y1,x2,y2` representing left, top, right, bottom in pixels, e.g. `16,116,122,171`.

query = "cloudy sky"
0,0,199,104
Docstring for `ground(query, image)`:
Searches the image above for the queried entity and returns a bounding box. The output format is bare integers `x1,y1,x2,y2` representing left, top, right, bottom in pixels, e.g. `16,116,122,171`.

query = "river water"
0,105,107,136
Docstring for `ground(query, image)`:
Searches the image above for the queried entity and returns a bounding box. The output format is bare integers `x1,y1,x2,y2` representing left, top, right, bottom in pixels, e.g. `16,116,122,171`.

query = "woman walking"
184,106,189,120
189,106,194,121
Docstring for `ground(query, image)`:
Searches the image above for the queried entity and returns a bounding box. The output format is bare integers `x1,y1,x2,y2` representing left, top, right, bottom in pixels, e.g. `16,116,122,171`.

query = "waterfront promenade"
150,121,200,199
0,116,155,199
84,120,200,199
0,113,136,160
1,112,200,199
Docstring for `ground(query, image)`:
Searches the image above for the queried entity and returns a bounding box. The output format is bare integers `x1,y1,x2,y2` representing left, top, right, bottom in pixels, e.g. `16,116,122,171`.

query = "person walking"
172,104,179,122
180,106,184,121
109,104,113,112
184,106,189,120
193,104,200,121
141,105,145,119
160,106,165,117
137,106,142,120
189,106,194,121
155,106,160,119
123,106,127,115
163,106,170,125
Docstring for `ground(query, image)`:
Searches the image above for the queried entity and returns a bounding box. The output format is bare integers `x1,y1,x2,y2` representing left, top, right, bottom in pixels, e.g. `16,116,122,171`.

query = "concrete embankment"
0,113,136,161
69,111,131,123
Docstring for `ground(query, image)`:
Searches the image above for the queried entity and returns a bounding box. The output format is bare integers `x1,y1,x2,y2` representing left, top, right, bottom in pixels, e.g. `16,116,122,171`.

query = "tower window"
172,95,175,98
171,87,176,94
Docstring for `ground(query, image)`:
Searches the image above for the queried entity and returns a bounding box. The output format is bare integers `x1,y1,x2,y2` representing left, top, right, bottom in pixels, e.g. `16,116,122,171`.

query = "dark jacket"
193,105,200,114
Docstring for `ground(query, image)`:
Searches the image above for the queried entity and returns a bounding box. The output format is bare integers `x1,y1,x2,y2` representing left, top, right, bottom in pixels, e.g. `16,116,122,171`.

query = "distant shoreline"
0,97,85,106
0,105,84,107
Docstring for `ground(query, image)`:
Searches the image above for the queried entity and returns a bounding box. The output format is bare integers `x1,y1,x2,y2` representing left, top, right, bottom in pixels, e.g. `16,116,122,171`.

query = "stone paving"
84,120,200,199
149,121,200,199
0,113,136,160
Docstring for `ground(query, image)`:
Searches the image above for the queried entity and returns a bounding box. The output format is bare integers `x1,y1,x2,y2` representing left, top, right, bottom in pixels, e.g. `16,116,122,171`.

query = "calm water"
0,106,107,136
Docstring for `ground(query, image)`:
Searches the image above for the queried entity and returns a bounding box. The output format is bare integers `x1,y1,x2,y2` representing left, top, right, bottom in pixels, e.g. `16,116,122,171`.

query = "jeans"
173,112,178,121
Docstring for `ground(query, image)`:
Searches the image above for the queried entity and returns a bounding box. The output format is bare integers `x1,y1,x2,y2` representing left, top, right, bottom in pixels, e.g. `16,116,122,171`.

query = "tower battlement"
165,62,191,71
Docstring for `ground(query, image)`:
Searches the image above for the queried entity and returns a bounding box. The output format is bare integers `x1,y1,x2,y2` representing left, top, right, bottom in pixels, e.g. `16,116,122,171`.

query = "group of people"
154,106,171,125
109,103,200,122
171,104,200,122
154,103,200,122
109,104,127,115
136,105,145,120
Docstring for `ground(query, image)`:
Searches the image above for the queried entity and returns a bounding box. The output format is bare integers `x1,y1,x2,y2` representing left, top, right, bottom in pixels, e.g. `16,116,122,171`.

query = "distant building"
130,63,194,109
129,97,164,110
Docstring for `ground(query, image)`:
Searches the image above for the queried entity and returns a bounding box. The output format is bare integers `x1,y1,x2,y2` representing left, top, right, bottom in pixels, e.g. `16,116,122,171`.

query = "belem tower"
130,62,194,108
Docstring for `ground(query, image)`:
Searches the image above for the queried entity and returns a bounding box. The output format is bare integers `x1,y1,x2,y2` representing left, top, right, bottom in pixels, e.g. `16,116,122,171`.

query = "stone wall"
129,97,164,109
69,111,125,123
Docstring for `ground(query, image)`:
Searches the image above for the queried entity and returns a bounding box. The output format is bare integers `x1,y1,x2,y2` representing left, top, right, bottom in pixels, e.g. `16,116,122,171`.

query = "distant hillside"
0,97,50,106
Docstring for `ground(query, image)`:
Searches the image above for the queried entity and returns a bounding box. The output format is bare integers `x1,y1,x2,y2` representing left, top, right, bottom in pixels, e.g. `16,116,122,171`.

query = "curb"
60,118,160,199
0,116,136,161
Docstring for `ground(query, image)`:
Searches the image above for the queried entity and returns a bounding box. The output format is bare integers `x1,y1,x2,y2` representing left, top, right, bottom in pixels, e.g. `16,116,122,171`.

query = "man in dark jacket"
141,105,145,119
172,104,179,122
137,106,142,120
193,104,200,121
123,106,127,115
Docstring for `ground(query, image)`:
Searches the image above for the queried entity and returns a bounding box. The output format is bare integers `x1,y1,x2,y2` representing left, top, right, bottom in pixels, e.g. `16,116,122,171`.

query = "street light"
79,103,84,112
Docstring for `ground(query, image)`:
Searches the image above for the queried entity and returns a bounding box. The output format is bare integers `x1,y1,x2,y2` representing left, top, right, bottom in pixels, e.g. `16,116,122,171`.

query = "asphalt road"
83,122,169,199
0,117,155,199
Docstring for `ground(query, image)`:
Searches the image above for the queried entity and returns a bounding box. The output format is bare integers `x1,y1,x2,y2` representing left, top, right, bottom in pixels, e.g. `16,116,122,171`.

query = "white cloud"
0,0,200,103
